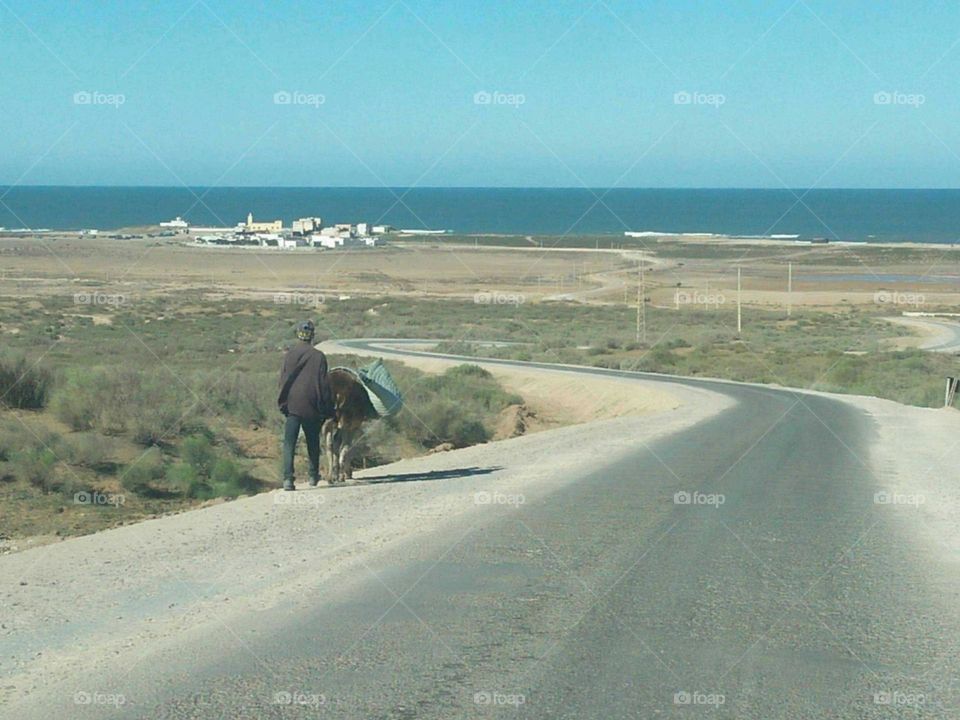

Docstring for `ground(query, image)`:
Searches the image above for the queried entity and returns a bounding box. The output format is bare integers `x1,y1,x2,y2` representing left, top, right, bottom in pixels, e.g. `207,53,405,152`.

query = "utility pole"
737,266,742,335
787,262,793,317
636,261,645,344
641,261,646,343
636,269,641,343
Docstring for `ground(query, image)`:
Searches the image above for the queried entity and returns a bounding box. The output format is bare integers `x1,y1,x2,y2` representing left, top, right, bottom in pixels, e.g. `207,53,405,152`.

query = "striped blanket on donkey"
332,359,403,417
323,359,403,483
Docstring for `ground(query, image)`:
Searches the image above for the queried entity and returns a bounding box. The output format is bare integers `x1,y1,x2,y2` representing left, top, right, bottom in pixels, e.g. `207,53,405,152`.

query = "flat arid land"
2,232,960,717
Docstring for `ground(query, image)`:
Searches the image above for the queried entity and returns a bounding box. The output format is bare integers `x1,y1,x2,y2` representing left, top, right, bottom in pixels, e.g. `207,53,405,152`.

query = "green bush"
50,369,102,430
63,433,114,471
193,370,270,425
120,447,166,495
180,435,216,477
0,354,52,409
0,418,26,461
50,366,196,445
164,435,257,499
165,461,208,498
210,457,259,497
412,398,490,448
9,446,58,491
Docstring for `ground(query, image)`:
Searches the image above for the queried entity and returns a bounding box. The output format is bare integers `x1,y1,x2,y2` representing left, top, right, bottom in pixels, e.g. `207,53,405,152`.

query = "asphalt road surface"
911,318,960,353
888,316,960,353
20,343,960,718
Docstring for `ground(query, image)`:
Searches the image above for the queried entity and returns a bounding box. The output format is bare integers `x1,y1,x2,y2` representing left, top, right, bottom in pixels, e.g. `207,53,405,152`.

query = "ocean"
1,187,959,243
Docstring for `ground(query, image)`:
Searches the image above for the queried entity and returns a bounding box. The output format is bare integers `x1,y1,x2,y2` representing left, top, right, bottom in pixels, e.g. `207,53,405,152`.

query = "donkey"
322,368,380,483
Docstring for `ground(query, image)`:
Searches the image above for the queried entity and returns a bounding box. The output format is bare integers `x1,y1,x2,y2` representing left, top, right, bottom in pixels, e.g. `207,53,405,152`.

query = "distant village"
161,213,404,249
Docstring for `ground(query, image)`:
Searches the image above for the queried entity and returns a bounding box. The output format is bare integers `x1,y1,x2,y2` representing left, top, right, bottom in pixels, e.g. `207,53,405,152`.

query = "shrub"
9,446,58,491
63,433,114,471
120,447,166,495
0,355,52,409
180,435,216,477
414,398,490,448
129,377,196,446
166,436,257,499
50,369,102,430
210,457,259,497
165,462,208,498
193,370,270,426
51,366,197,445
0,418,26,462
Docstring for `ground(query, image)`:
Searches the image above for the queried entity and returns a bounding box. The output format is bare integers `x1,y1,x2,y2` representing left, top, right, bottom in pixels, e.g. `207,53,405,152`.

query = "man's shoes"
308,477,320,487
283,479,296,491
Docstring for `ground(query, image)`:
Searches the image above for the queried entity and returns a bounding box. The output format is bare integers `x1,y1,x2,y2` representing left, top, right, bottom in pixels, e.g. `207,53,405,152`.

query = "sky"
1,0,959,188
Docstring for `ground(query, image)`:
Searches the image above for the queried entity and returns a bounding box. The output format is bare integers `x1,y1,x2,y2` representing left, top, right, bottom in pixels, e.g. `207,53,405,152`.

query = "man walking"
277,320,334,491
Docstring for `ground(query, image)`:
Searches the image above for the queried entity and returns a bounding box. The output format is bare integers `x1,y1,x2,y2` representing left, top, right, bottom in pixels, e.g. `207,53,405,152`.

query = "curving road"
9,342,959,719
886,316,960,353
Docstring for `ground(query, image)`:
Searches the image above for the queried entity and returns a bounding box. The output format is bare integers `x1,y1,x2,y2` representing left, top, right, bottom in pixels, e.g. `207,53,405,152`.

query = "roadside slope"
0,366,730,714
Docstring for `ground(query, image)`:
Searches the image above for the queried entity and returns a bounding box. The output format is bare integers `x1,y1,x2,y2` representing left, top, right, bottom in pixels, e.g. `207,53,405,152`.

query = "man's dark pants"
282,415,322,484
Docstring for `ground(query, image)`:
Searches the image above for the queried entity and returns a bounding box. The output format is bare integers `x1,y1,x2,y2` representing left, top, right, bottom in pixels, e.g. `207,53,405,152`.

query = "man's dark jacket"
277,341,334,420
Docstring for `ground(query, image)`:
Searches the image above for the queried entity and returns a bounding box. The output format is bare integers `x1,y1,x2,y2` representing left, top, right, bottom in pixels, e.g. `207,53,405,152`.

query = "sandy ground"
3,235,959,313
0,374,731,709
847,396,960,567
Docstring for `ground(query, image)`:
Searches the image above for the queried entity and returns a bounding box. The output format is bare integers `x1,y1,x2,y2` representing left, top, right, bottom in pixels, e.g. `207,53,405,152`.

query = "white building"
160,217,189,233
292,217,323,235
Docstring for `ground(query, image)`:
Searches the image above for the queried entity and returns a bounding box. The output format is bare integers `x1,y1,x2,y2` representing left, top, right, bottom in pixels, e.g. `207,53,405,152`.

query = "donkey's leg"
338,427,353,483
322,419,339,484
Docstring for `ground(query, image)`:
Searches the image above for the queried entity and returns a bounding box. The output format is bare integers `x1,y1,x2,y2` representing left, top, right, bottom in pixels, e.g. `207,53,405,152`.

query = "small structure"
292,217,323,235
318,235,345,249
244,212,283,234
160,217,189,233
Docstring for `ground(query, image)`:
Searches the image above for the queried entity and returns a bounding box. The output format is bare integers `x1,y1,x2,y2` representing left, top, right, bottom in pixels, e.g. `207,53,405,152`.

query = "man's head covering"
296,320,315,342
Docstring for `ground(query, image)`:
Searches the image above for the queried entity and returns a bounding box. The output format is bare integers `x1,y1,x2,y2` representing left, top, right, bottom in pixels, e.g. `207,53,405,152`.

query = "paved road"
21,344,960,718
887,316,960,353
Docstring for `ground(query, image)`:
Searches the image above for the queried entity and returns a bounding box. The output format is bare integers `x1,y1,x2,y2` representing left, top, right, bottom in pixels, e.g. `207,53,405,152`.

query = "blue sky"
1,0,958,188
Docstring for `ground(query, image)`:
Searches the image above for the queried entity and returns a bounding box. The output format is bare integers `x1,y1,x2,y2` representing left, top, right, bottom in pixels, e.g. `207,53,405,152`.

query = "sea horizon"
2,186,960,243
